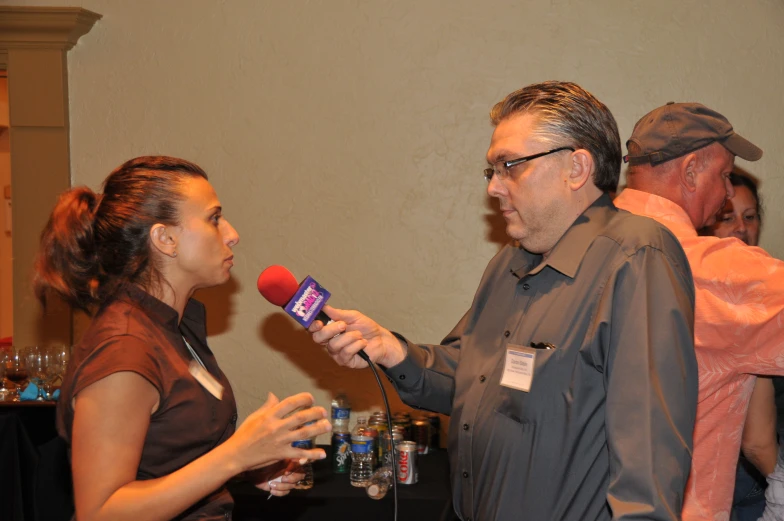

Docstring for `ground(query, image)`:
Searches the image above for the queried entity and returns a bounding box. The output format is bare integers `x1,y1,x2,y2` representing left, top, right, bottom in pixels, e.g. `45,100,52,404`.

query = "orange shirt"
614,188,784,521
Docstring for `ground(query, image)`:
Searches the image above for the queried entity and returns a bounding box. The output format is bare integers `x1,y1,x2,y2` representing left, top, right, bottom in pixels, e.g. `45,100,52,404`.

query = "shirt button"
399,374,406,380
522,283,530,290
504,330,510,337
231,413,238,425
479,375,486,383
462,423,469,431
462,471,469,478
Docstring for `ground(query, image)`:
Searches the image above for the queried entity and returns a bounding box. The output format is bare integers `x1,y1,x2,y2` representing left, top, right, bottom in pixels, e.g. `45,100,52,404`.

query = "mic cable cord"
361,353,398,521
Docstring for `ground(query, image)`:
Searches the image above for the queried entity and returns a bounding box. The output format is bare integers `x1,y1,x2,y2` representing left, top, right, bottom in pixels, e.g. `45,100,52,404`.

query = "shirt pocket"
492,348,559,425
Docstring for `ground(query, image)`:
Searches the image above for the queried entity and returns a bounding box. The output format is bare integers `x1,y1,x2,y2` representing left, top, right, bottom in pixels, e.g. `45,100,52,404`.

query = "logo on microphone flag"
284,276,331,328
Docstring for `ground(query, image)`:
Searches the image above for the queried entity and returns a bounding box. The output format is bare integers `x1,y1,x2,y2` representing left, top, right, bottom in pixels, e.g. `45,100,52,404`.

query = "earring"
172,251,178,258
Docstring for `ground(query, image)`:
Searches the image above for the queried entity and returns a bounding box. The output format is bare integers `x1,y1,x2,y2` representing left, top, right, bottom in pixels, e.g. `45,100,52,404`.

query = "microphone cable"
359,353,399,521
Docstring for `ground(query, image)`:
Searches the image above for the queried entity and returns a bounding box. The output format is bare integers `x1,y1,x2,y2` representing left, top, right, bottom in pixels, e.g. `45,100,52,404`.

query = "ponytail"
34,187,102,312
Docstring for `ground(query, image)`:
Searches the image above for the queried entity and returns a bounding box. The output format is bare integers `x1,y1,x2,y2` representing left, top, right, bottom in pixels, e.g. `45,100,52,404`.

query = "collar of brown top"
120,284,206,333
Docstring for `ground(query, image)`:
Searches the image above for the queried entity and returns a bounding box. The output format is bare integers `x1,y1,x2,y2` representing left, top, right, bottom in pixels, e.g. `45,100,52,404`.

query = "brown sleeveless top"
57,285,238,520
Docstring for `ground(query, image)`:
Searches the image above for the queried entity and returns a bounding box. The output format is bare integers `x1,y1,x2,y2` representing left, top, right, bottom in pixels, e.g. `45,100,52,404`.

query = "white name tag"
189,360,224,400
500,345,536,392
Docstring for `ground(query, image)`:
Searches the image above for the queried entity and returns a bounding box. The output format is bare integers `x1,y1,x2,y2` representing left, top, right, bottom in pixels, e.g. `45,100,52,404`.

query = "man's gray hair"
490,81,621,193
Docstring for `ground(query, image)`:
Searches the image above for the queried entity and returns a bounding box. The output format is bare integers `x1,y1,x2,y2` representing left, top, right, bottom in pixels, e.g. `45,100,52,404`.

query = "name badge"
189,360,224,400
500,345,536,392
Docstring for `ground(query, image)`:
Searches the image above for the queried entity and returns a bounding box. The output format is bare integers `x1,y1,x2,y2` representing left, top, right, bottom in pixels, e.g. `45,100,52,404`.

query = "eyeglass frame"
484,146,575,182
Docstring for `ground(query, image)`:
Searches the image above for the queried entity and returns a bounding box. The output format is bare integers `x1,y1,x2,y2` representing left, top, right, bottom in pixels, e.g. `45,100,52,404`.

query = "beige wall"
9,0,784,441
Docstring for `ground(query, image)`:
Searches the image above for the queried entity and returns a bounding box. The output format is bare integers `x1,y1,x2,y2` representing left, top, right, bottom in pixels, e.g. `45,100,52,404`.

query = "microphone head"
257,265,300,307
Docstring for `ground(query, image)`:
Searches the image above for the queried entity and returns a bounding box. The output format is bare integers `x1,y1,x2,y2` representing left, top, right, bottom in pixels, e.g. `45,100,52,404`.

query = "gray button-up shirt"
385,194,698,521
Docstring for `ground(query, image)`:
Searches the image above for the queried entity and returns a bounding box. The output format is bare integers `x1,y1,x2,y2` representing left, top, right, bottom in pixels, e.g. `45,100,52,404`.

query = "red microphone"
257,265,370,362
256,265,300,307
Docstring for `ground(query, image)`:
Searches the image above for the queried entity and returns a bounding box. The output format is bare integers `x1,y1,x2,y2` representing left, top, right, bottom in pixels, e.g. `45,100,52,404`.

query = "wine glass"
42,345,67,400
0,348,10,401
25,345,49,401
5,346,29,402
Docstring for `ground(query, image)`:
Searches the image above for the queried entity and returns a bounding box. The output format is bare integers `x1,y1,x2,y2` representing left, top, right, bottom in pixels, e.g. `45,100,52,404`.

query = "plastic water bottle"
350,416,374,487
366,466,394,500
291,438,314,489
331,393,351,431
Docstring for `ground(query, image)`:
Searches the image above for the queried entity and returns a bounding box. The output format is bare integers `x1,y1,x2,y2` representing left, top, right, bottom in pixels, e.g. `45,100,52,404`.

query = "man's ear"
149,224,178,258
679,153,699,193
567,149,594,191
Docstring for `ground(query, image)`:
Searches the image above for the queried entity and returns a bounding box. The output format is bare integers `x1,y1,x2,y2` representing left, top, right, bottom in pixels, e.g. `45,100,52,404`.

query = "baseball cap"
624,102,763,165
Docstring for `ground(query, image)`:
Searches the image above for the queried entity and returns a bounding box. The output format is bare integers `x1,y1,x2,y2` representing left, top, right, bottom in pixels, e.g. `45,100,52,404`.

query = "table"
0,408,457,521
0,401,73,521
229,445,458,521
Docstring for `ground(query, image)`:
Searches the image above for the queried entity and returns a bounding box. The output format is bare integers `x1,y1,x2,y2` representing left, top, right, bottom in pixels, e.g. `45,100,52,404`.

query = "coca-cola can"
396,441,418,484
412,418,430,455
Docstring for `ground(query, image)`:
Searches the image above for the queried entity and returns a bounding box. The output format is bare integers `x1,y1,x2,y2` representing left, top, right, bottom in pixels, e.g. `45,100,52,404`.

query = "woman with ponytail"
35,156,331,521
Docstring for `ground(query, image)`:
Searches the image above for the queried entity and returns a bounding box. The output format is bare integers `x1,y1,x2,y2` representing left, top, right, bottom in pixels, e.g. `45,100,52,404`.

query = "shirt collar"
511,193,616,279
120,284,205,332
613,188,697,239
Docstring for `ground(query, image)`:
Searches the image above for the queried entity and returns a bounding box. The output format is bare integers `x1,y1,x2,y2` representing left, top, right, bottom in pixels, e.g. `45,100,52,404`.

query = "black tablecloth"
0,402,73,521
229,445,458,521
0,407,456,521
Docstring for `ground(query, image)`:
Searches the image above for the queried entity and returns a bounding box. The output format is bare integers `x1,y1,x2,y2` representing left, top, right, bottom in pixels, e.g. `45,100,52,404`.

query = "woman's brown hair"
34,156,207,313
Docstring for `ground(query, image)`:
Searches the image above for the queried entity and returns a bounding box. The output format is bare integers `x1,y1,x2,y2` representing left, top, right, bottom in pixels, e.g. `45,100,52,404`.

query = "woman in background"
704,171,776,521
34,156,331,521
707,172,762,247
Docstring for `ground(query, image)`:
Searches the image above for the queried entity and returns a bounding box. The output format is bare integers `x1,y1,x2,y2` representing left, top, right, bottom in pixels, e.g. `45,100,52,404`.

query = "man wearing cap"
614,102,783,521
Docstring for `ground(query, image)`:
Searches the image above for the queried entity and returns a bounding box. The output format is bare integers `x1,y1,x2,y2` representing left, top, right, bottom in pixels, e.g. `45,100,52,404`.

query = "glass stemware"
0,348,10,401
5,347,29,402
42,345,68,400
25,345,49,401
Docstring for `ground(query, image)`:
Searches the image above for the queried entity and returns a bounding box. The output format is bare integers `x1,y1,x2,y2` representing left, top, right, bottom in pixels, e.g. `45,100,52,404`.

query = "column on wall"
0,7,101,347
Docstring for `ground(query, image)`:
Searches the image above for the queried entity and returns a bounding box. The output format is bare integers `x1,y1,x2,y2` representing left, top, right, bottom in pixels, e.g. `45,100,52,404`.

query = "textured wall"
9,0,784,442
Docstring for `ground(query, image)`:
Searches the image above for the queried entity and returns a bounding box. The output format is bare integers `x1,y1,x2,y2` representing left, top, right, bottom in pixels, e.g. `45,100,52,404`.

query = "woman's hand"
227,392,331,473
248,460,306,498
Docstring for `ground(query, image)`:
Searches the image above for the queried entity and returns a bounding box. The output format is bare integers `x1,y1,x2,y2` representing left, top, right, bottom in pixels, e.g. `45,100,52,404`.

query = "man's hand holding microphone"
307,306,407,370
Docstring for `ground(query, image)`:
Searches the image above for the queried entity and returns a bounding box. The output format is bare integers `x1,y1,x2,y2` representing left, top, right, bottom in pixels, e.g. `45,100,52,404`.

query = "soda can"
412,418,430,455
369,414,388,459
382,430,404,467
331,431,351,473
425,412,440,450
369,413,389,434
370,410,388,421
392,413,412,440
396,441,418,484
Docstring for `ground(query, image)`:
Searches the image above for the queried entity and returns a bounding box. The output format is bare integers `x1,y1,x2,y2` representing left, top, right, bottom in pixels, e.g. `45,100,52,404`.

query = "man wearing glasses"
311,81,698,521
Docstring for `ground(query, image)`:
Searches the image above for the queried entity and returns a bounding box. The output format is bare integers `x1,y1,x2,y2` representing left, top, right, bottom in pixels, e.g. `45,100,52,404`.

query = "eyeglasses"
483,146,575,182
